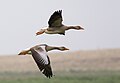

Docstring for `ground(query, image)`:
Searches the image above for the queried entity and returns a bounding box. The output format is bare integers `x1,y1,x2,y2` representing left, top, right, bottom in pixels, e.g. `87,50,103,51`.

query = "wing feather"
30,46,53,78
48,10,63,27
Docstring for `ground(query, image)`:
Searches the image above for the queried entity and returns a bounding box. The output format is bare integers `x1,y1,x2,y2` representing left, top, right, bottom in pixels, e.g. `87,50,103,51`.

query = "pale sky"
0,0,120,55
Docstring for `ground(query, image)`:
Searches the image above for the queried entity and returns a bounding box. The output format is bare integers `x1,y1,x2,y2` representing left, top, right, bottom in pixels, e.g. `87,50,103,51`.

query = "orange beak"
80,27,84,30
64,48,69,50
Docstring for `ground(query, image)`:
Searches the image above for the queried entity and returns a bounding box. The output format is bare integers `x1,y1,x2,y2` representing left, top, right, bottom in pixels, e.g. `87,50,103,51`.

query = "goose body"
36,10,84,35
18,44,69,78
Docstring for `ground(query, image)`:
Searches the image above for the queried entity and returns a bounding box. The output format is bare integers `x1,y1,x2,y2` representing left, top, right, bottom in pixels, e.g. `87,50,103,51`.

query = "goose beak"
76,26,84,30
79,26,84,30
80,27,84,30
64,48,69,50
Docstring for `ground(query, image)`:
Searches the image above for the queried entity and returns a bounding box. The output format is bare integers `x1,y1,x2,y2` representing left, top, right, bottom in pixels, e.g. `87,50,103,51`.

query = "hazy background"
0,0,120,55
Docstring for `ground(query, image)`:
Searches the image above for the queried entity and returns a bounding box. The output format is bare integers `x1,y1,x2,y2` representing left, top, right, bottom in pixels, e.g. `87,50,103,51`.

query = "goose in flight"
36,10,84,35
18,44,69,78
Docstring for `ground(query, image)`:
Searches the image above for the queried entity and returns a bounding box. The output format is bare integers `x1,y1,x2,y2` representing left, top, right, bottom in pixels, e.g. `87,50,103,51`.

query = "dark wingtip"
54,10,62,14
58,10,62,13
42,65,53,78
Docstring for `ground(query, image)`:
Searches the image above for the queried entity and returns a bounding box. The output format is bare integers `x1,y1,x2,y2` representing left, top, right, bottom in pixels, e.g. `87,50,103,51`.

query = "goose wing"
30,46,53,78
48,10,63,27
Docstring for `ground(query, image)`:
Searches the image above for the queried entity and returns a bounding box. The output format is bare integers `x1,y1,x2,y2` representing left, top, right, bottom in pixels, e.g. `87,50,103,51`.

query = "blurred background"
0,0,120,83
0,0,120,55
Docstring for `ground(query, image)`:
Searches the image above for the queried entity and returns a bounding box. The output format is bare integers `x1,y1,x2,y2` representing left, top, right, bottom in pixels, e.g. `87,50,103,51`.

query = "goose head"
58,47,69,51
75,26,84,30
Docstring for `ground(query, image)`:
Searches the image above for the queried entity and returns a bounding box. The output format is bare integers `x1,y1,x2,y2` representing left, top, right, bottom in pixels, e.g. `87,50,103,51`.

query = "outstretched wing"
48,10,63,27
30,46,53,78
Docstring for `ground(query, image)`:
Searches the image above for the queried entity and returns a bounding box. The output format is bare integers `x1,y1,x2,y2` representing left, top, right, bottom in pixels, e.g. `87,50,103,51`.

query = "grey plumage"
30,45,53,78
